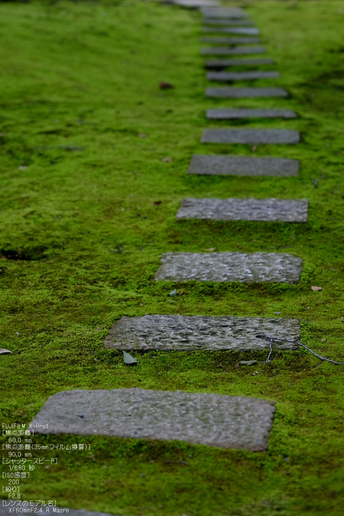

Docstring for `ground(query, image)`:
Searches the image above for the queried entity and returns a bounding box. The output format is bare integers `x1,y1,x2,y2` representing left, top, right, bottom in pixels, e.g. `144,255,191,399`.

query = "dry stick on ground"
256,334,344,365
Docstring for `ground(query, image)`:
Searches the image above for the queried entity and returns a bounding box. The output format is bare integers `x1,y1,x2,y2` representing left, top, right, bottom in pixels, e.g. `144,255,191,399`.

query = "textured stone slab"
207,71,279,81
177,198,308,222
203,19,255,26
201,7,249,18
188,155,299,177
207,108,297,119
155,252,303,283
31,388,276,451
104,315,300,351
201,129,300,145
202,46,265,55
206,58,274,69
206,86,289,98
201,37,261,44
202,27,260,35
169,0,219,7
0,504,119,516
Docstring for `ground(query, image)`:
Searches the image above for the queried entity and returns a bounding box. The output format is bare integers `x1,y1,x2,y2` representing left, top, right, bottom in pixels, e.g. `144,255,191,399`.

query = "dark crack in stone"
201,129,300,144
30,388,276,451
206,87,288,98
205,58,274,68
188,155,299,177
206,108,297,119
104,314,300,351
202,46,266,55
155,252,303,283
177,198,308,222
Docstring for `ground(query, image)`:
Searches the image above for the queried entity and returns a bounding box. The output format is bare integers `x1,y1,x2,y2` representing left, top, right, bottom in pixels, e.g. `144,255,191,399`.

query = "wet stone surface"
31,389,276,451
205,58,274,68
201,129,300,144
207,70,279,80
206,86,288,97
202,46,266,55
104,314,300,351
176,198,308,222
206,108,297,119
188,155,299,177
155,252,303,283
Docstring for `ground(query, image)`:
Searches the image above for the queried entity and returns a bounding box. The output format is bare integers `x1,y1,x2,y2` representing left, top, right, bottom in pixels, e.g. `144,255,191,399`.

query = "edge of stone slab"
205,87,289,98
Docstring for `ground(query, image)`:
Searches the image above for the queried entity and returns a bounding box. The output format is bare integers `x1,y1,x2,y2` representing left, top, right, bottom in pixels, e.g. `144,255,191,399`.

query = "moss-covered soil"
1,0,344,514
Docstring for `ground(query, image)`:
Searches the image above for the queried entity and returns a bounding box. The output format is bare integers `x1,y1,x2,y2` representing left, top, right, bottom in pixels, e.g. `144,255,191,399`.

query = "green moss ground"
0,0,344,514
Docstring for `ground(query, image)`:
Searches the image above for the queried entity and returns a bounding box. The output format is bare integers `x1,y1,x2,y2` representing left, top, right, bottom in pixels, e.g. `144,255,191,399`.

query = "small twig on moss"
256,334,344,365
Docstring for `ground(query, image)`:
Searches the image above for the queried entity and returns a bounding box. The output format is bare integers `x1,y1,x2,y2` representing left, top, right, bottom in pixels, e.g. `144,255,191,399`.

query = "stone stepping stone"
177,198,308,222
202,46,265,55
207,71,279,81
205,58,274,69
203,19,255,26
206,87,288,98
202,27,260,35
155,252,302,283
201,7,249,18
104,314,300,351
188,155,299,177
170,0,220,7
0,505,119,516
201,37,261,44
30,388,276,451
201,129,300,145
207,108,297,119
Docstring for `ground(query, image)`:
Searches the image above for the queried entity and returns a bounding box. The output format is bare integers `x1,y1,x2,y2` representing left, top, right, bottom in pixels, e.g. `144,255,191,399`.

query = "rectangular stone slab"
155,252,303,283
188,155,299,177
169,0,219,7
207,108,297,119
177,198,308,222
206,87,288,98
202,27,260,35
207,71,280,81
202,46,266,55
104,315,300,351
201,129,300,144
201,37,261,44
201,7,250,18
30,388,276,451
205,58,274,68
203,19,255,25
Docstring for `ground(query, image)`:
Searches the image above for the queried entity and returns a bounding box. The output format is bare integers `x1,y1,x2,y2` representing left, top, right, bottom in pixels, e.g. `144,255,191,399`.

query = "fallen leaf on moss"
123,351,137,365
160,82,174,89
0,348,12,355
169,289,177,297
203,247,216,252
311,286,323,291
239,360,257,366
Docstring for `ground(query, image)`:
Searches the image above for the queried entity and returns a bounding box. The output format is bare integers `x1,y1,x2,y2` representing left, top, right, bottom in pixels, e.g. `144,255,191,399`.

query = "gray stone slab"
169,0,219,7
206,58,274,69
206,87,289,98
201,37,261,44
188,155,299,177
0,504,119,516
207,108,297,119
202,46,265,55
177,198,308,222
30,388,276,451
155,252,303,283
104,315,300,351
202,27,260,35
201,129,300,145
207,71,279,81
203,19,255,26
201,7,249,18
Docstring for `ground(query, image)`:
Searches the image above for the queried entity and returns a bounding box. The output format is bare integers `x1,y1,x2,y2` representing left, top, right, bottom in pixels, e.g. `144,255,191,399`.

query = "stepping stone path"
176,198,308,222
104,315,300,351
206,108,297,119
201,36,261,43
206,86,288,97
202,46,266,55
188,155,299,176
205,58,275,69
202,27,260,34
31,389,275,451
207,70,280,80
155,252,303,283
30,2,305,469
201,128,300,144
